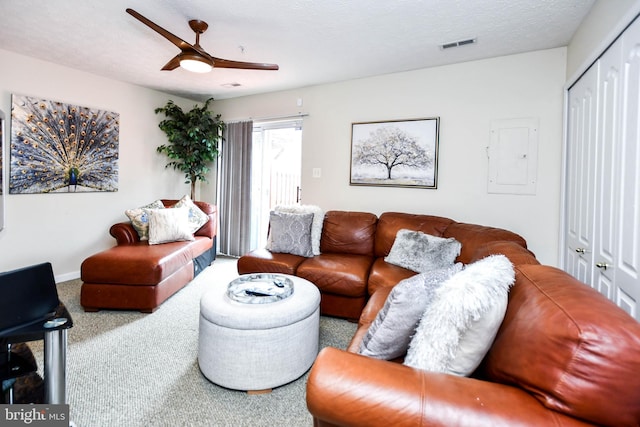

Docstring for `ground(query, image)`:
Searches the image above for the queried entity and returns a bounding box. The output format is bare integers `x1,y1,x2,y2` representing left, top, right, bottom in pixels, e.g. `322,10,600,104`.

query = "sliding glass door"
250,119,302,250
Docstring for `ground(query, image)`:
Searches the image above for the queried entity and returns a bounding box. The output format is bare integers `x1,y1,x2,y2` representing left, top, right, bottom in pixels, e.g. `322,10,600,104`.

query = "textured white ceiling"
0,0,594,101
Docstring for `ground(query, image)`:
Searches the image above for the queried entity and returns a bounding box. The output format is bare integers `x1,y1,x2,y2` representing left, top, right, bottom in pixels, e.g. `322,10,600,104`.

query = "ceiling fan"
126,8,279,73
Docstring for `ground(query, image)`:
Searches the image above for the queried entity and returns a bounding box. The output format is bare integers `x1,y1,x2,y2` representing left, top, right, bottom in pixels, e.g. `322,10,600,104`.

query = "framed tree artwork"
350,117,440,189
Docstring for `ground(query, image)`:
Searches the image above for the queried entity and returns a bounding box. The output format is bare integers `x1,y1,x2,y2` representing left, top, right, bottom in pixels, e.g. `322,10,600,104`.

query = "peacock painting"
10,95,119,193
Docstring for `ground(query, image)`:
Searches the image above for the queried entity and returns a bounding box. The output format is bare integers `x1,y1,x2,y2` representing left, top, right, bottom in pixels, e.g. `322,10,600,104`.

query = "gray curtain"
218,120,253,256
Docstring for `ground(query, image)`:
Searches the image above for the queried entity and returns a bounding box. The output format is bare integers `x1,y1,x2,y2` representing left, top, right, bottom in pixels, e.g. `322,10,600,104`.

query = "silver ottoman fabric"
198,275,321,391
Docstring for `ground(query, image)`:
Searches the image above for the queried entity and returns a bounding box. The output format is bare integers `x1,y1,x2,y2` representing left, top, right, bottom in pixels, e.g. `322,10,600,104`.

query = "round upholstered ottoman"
198,274,320,392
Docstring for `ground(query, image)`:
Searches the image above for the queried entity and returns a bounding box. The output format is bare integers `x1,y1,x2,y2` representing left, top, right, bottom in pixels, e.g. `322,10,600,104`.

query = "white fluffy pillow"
385,229,461,273
266,205,323,255
146,207,195,245
404,255,515,376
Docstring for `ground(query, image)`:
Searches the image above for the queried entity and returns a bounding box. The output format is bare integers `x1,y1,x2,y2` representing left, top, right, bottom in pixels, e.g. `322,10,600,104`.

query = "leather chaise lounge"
80,199,217,312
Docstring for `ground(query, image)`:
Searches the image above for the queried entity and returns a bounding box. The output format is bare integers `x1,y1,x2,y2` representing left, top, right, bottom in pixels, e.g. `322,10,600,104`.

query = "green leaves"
155,98,225,197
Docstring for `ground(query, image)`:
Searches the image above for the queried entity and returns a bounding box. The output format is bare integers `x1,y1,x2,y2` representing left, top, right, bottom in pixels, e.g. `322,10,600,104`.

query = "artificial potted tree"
155,97,225,199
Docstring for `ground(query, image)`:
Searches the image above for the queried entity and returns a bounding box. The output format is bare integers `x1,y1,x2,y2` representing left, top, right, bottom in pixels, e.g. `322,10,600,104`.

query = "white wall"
214,48,567,266
0,49,196,280
567,0,640,80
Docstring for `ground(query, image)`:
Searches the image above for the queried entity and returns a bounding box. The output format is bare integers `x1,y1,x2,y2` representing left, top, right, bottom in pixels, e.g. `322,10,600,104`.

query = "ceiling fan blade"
161,55,182,71
126,8,194,52
211,57,279,70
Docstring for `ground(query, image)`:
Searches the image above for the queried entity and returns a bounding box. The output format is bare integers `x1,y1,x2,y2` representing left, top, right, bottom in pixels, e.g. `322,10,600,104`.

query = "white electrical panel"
487,117,539,195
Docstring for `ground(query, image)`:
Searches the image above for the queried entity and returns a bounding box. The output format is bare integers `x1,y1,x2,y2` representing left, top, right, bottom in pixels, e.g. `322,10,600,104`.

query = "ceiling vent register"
440,38,477,50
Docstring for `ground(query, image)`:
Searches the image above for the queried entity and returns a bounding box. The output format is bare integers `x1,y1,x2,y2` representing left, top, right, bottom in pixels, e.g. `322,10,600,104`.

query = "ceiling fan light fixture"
179,53,213,73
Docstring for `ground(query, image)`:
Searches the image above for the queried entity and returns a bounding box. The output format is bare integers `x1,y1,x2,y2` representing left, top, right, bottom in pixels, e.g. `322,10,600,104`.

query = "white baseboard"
56,270,80,283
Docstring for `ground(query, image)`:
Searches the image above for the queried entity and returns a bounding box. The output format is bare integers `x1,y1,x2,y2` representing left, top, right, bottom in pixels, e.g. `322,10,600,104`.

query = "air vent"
440,38,477,50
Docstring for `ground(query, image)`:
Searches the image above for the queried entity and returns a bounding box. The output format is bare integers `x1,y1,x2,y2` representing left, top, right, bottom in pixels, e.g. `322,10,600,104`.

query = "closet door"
564,16,640,321
593,38,621,300
616,21,640,319
565,63,599,285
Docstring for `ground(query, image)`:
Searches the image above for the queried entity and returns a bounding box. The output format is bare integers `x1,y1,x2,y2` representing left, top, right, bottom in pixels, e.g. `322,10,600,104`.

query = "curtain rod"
245,112,309,123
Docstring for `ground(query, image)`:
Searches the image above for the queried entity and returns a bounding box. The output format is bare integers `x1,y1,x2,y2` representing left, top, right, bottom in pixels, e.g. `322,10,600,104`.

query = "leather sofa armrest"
346,286,393,352
109,222,140,245
306,347,590,427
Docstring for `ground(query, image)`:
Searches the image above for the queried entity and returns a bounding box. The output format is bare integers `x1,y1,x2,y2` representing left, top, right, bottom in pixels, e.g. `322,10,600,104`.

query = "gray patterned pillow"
125,199,165,240
266,205,324,255
174,194,209,233
385,229,461,273
146,207,195,245
269,211,314,257
358,263,463,360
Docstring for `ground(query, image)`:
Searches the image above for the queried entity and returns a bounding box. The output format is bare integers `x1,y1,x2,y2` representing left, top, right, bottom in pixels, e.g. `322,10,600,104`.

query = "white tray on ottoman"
198,273,321,392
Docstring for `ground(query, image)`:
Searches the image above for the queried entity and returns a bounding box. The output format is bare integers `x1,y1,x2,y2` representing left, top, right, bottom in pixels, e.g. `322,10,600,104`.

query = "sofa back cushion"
442,222,527,264
320,211,378,256
374,212,453,258
469,241,539,266
483,264,640,427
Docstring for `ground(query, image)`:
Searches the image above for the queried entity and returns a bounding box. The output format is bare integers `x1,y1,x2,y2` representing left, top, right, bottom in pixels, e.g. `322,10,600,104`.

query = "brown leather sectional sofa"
238,210,538,320
80,199,217,312
307,263,640,427
239,210,640,426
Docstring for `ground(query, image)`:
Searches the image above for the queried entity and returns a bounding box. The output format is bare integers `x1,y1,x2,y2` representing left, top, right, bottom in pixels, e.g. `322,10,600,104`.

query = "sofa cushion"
237,248,305,276
483,264,640,427
469,240,539,266
442,222,527,264
367,258,417,296
374,212,454,257
161,199,218,238
174,194,210,233
297,253,372,298
125,199,165,241
384,229,461,273
404,255,514,376
147,207,195,245
81,241,194,285
320,211,377,256
358,263,463,360
269,211,314,257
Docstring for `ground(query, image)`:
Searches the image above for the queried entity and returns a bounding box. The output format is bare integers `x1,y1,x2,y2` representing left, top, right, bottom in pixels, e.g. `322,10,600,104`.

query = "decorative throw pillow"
269,211,314,257
174,194,210,233
125,199,165,241
266,205,324,255
404,254,515,376
358,263,463,360
385,229,462,273
146,207,195,245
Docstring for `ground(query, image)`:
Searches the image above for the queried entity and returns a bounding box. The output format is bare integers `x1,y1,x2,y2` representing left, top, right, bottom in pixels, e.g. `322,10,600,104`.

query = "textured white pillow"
174,194,210,233
404,255,515,376
125,199,165,240
385,229,461,273
146,207,195,245
269,211,314,257
358,263,463,360
267,205,323,255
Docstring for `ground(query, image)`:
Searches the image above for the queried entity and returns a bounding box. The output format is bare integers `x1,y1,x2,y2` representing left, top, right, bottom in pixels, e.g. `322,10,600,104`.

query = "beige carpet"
30,257,357,427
